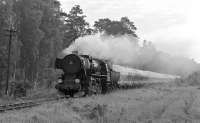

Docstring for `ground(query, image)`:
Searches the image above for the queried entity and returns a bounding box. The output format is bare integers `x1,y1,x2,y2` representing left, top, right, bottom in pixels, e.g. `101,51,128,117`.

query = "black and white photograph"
0,0,200,122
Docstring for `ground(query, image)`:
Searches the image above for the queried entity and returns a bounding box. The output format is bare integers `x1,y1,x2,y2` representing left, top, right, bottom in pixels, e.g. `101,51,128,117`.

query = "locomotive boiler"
55,53,120,97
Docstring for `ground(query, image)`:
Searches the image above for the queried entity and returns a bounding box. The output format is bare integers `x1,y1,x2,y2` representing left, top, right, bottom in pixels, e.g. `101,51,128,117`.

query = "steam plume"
61,33,200,76
63,34,140,65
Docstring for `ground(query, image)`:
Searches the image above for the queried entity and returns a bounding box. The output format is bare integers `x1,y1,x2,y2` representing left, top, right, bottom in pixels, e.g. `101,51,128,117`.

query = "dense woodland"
0,0,199,95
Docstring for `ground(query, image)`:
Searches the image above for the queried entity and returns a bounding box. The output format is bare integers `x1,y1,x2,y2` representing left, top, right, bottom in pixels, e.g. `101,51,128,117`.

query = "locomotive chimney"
72,50,78,55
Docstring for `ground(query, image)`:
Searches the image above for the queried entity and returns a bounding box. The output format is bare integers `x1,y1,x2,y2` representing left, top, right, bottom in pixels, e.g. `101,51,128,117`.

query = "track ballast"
0,96,66,113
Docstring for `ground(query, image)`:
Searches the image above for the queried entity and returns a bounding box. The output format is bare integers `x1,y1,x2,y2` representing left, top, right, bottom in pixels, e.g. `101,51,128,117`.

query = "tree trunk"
13,61,16,81
34,72,38,90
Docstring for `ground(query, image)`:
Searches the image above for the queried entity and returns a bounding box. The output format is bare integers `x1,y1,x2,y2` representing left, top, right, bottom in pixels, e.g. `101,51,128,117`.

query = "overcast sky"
59,0,200,62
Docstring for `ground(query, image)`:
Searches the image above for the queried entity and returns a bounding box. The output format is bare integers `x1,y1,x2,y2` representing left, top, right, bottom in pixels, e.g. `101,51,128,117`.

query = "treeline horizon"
0,0,199,94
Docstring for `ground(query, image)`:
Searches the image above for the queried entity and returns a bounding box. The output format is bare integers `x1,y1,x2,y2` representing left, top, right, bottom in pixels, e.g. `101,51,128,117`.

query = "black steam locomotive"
55,53,120,97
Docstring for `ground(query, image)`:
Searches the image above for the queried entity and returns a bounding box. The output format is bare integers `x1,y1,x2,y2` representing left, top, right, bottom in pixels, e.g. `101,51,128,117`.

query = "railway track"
0,78,174,113
0,96,66,113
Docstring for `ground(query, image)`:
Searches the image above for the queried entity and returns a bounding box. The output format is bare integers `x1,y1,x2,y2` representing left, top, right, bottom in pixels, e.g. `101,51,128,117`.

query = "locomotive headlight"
58,79,63,83
75,79,80,83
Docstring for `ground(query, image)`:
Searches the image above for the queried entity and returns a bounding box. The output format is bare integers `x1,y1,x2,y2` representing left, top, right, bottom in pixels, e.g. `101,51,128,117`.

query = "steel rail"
0,96,66,113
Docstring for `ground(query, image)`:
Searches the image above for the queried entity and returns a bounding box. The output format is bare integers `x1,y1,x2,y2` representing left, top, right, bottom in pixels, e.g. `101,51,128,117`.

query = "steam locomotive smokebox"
63,54,82,73
55,54,82,74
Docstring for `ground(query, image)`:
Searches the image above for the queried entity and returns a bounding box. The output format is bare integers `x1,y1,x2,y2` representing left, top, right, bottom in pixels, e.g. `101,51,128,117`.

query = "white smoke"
63,34,141,65
61,33,200,76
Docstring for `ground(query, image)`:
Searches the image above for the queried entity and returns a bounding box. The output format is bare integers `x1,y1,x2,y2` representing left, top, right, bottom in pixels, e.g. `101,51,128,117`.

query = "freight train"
55,53,120,97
